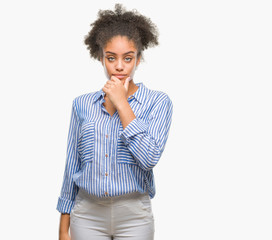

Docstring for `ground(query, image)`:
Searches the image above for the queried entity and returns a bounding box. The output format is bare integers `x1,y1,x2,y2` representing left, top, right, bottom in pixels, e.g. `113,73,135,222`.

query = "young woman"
57,4,173,240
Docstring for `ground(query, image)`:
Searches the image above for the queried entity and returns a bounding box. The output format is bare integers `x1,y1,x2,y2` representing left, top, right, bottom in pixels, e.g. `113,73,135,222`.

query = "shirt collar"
93,82,146,104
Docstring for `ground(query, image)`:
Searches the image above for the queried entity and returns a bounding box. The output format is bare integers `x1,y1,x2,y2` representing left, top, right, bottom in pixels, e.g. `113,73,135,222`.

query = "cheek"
127,66,133,72
105,63,113,72
127,62,136,72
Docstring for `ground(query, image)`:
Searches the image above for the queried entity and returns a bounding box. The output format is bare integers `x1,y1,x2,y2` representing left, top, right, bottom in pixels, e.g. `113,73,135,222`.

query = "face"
101,35,141,83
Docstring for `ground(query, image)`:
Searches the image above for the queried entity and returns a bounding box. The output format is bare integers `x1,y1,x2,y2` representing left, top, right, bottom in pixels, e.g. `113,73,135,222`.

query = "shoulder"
69,91,100,120
72,91,99,108
152,89,172,103
145,85,173,109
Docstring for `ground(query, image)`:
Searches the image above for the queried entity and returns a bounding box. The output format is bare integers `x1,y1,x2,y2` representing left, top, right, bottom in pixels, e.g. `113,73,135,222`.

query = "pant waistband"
77,188,149,203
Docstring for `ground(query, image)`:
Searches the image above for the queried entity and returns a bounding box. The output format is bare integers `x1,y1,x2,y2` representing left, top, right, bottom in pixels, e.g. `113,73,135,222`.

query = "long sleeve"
56,99,81,214
119,94,173,171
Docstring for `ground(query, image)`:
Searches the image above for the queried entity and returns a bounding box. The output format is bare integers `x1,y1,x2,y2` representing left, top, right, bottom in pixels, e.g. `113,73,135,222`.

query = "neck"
127,80,138,97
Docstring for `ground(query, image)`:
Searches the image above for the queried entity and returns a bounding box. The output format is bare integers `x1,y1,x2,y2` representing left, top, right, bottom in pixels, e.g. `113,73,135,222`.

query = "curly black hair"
83,3,159,61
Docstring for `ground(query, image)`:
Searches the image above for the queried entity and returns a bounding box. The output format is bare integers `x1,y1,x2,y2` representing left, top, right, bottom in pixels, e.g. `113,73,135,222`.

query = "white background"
0,0,271,239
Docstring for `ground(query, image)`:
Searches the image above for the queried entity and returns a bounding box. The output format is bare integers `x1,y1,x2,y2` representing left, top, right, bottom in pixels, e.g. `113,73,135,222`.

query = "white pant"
70,188,155,240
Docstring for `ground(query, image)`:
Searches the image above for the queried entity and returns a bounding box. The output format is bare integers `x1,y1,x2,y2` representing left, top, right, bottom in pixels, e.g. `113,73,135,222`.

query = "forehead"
104,35,137,54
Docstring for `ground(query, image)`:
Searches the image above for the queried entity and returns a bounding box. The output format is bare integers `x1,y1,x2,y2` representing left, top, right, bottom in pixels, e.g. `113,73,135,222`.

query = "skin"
59,214,70,240
59,35,141,240
101,35,141,129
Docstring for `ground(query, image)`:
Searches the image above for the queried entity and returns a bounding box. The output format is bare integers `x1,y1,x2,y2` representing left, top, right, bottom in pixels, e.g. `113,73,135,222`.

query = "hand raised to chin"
102,76,131,109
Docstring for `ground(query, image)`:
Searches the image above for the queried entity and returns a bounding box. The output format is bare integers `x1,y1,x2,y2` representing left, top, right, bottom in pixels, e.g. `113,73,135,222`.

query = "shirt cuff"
119,117,148,146
56,197,75,214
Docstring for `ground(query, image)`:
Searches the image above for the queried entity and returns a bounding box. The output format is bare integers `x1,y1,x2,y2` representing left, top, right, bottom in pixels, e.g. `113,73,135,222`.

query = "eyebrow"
105,51,135,55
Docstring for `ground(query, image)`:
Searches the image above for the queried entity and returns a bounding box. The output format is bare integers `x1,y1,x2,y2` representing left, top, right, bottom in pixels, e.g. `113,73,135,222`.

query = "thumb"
124,76,131,91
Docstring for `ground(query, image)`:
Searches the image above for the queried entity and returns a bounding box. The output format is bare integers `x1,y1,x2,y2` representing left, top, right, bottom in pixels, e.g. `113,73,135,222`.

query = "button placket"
104,116,115,197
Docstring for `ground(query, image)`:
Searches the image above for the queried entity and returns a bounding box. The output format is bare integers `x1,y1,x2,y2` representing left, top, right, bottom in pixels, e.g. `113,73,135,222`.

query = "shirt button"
106,134,108,138
105,154,108,157
105,191,108,195
105,172,108,176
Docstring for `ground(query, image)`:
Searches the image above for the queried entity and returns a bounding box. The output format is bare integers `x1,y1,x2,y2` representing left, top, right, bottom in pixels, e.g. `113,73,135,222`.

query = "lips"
112,74,127,79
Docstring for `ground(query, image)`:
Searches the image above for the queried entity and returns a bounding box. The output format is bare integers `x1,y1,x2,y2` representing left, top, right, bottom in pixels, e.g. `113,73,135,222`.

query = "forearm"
116,100,136,129
59,213,70,235
125,131,162,170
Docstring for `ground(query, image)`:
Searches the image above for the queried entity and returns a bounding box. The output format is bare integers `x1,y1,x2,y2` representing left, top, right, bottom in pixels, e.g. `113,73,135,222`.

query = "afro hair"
83,3,159,61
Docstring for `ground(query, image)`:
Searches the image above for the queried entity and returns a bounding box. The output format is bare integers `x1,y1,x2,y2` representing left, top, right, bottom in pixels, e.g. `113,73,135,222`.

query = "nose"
115,59,124,72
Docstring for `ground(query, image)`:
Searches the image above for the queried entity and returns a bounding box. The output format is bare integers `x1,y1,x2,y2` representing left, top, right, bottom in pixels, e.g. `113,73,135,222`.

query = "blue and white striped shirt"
56,82,173,214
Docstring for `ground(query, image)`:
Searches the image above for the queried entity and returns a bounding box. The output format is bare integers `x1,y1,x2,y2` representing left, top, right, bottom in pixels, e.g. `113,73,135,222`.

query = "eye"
107,57,115,62
124,57,132,62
